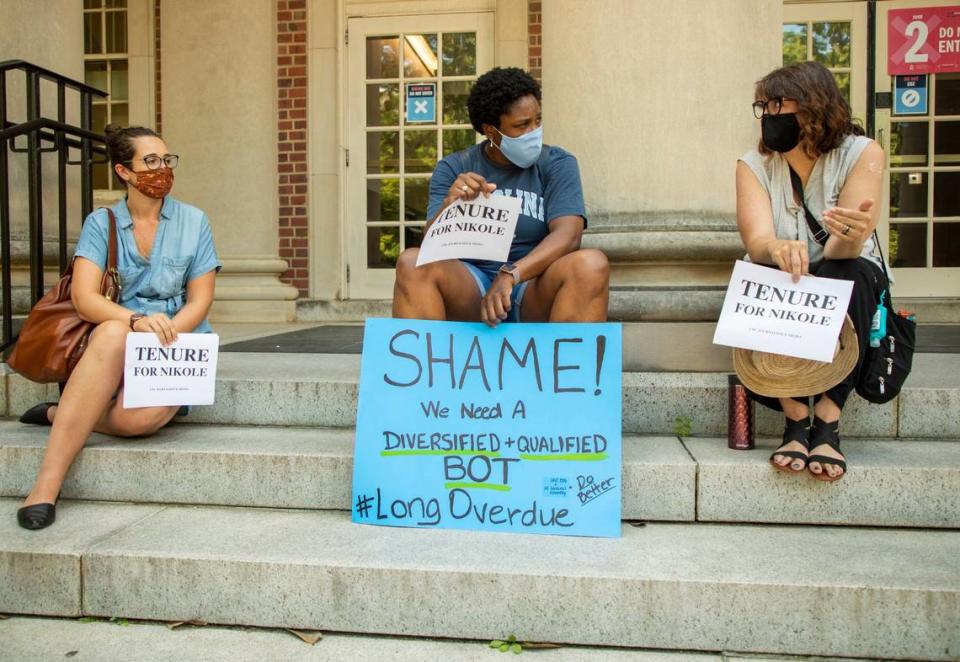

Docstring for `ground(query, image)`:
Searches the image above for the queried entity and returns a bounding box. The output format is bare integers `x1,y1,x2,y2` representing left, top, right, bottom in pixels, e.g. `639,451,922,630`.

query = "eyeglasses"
752,97,795,119
123,154,179,170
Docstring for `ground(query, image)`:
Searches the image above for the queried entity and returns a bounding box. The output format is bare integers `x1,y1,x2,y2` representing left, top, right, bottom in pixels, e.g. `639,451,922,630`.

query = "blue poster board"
351,319,623,538
894,75,928,115
405,83,436,123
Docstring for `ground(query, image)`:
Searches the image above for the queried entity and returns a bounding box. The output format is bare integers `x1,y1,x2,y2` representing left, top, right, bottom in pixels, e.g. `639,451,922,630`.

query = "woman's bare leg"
520,249,610,322
21,320,177,507
392,248,482,321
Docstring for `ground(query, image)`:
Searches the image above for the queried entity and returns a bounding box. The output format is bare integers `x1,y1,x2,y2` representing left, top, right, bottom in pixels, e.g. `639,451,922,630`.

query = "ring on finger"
842,224,851,235
460,185,470,194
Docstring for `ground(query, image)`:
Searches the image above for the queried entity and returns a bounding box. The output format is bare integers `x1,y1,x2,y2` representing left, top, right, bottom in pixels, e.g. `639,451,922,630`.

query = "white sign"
123,333,219,408
416,195,521,267
712,261,854,363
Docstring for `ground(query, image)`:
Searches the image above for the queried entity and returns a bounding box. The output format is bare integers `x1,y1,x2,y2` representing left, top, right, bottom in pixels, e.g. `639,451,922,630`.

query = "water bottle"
727,375,754,450
869,292,888,349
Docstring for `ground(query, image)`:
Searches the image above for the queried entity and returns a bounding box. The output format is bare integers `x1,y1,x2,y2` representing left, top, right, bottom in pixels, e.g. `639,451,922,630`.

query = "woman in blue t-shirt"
16,124,221,530
392,67,609,327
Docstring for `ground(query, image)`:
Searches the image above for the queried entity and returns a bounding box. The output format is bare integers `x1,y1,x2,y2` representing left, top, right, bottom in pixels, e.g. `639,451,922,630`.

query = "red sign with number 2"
888,5,960,75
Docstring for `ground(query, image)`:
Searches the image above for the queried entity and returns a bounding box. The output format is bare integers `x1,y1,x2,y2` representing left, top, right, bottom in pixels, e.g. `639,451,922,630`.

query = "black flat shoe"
19,402,56,426
17,492,60,530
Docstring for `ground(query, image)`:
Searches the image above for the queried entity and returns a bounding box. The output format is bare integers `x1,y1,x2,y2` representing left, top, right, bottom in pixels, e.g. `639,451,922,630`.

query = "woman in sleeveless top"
736,61,887,483
15,125,221,530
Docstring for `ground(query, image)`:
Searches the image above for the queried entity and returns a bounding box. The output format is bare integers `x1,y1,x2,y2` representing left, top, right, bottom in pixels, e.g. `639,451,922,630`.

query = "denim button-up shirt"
74,196,221,333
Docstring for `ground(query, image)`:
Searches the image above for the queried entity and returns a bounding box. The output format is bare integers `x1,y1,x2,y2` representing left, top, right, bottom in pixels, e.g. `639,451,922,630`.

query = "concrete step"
296,289,727,323
1,615,762,662
2,422,957,528
609,286,724,322
1,499,957,659
5,353,959,438
0,424,693,522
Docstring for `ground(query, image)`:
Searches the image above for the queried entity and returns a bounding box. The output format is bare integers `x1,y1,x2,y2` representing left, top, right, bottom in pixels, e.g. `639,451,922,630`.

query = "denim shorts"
461,261,530,323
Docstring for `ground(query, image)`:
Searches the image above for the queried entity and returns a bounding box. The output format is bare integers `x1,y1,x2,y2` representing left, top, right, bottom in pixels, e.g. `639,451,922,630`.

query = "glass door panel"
876,2,960,297
347,13,493,298
783,3,868,123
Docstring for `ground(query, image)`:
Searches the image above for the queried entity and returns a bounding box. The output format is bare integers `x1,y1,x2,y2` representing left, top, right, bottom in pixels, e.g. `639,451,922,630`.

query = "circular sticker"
901,89,921,108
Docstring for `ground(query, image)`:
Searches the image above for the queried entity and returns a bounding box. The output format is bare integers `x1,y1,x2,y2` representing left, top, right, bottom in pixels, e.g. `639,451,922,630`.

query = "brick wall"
528,0,541,82
277,0,309,297
154,0,161,133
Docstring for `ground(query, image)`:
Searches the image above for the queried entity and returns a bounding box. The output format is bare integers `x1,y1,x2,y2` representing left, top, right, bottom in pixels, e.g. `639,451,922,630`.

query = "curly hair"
755,61,864,156
467,67,541,134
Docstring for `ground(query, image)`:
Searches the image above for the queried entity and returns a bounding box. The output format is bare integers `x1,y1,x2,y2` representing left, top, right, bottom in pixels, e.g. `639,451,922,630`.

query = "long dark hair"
104,124,160,185
755,61,864,156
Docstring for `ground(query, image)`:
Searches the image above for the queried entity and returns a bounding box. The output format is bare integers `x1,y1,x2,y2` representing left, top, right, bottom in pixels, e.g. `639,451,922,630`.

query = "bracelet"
129,313,146,330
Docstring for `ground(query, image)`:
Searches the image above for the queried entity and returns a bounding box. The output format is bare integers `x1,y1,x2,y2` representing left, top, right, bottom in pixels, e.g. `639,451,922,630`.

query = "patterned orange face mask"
129,167,174,199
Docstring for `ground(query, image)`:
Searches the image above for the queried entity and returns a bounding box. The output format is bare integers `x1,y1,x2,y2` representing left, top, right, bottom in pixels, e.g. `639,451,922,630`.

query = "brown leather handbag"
7,209,122,383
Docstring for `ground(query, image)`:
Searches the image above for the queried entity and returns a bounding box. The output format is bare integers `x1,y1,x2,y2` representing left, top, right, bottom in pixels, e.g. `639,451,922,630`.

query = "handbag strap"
786,169,894,306
98,207,122,300
105,207,119,272
788,166,829,246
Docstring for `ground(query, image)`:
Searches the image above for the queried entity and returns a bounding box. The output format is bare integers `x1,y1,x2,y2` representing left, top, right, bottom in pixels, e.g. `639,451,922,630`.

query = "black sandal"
808,416,846,482
770,417,810,474
19,402,56,426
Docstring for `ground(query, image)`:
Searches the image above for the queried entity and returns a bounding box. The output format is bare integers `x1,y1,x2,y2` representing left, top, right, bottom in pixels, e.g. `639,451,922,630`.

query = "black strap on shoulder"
788,166,829,246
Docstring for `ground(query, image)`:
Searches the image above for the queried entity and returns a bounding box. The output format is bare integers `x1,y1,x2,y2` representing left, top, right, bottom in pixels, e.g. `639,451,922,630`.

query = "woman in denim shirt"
16,124,221,530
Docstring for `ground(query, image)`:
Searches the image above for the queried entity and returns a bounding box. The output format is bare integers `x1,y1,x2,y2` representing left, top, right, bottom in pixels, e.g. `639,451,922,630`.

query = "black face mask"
761,112,801,153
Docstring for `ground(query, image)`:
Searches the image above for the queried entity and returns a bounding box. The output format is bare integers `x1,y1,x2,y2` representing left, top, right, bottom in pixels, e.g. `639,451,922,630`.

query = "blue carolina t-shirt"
426,141,587,272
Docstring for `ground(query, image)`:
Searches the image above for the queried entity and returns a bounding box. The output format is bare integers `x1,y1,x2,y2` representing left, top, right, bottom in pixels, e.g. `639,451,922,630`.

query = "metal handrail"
0,60,108,98
3,120,108,160
1,60,107,354
1,117,108,143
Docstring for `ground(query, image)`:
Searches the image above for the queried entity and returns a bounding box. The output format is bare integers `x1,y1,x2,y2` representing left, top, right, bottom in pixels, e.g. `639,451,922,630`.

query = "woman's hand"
480,273,514,328
133,313,178,346
767,239,809,283
823,200,873,243
446,172,496,205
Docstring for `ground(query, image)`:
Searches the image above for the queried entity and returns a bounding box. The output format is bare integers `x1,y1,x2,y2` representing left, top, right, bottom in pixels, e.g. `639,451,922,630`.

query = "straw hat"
732,315,859,397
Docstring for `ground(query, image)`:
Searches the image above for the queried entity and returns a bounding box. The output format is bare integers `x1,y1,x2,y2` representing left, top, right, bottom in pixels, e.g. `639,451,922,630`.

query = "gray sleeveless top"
738,134,883,272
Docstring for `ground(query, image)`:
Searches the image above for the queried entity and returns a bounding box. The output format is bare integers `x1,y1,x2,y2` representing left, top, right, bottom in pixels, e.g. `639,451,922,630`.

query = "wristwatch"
129,313,146,330
498,262,521,284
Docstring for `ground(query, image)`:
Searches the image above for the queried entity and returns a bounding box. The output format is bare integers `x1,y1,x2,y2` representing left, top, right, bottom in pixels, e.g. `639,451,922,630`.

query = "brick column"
528,1,542,81
154,0,162,132
277,0,309,297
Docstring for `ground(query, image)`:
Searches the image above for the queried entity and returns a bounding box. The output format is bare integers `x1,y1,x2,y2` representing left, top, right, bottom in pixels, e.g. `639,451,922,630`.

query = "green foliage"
490,634,522,654
782,23,807,65
674,414,692,439
812,22,851,68
378,229,400,266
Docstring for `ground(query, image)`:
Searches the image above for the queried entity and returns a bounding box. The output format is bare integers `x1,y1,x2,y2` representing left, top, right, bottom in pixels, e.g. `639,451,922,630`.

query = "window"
888,73,960,268
782,21,852,102
364,32,480,268
84,0,129,190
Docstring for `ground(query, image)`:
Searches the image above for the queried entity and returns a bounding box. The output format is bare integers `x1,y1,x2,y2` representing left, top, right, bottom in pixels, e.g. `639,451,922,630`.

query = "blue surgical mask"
493,125,543,168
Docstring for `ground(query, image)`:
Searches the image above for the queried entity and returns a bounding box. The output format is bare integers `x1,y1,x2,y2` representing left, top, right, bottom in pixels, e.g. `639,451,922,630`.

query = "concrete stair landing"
1,499,958,660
